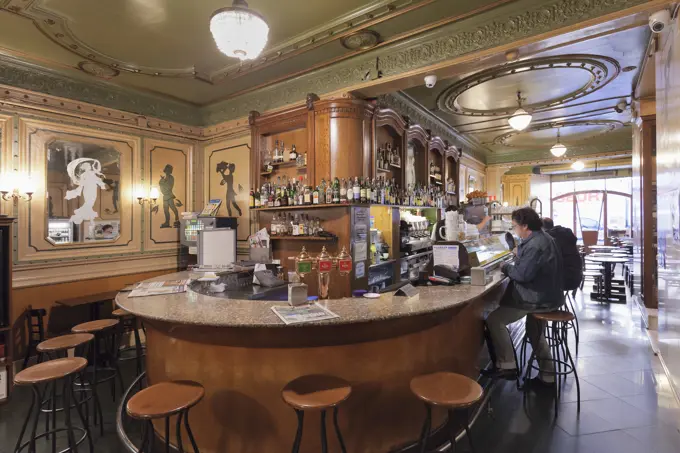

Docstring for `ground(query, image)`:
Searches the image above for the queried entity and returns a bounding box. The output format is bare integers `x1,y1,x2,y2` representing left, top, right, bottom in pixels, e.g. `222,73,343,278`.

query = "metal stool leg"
332,406,347,453
176,411,185,453
320,410,328,453
562,324,581,413
14,382,38,453
417,404,431,453
63,376,80,453
291,409,304,453
70,375,94,453
184,409,200,453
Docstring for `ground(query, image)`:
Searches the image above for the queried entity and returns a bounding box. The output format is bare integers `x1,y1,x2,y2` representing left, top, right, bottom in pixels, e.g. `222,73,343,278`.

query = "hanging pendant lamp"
550,127,567,157
210,0,269,60
508,91,532,131
571,160,585,171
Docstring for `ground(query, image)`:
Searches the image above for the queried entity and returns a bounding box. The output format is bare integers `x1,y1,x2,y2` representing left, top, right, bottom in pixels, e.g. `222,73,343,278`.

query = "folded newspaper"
128,280,190,297
271,303,339,325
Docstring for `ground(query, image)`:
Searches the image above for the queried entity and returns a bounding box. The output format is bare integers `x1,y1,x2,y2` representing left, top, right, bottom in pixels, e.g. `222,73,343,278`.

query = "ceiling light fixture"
550,127,567,157
571,160,585,171
508,91,532,131
210,0,269,61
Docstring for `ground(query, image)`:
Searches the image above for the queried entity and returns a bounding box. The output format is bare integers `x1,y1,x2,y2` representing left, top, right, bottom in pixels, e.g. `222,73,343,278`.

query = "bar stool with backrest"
126,380,205,453
410,372,483,453
112,308,145,377
282,374,352,453
523,310,581,417
22,308,47,370
14,357,94,453
71,318,124,434
36,333,94,453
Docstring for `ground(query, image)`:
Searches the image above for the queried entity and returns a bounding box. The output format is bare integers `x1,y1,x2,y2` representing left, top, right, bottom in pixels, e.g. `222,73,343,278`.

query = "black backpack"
547,226,583,291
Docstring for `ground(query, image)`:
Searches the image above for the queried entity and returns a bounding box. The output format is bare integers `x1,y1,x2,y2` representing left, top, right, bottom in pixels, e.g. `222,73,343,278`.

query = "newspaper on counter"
271,303,340,325
128,280,190,297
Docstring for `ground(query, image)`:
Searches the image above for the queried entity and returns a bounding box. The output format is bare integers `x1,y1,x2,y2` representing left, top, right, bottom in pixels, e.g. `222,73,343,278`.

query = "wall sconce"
136,187,159,206
0,170,35,205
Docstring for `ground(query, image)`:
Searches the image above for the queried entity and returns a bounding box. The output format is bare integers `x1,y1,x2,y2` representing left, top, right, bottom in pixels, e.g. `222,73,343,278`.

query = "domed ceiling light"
210,0,269,60
571,160,585,171
508,91,532,131
550,127,567,157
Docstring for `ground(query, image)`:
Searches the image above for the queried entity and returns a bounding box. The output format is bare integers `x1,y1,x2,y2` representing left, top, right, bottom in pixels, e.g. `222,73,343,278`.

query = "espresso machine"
399,211,433,282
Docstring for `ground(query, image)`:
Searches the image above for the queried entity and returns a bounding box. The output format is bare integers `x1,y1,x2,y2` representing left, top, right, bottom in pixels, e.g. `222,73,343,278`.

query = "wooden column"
312,99,374,184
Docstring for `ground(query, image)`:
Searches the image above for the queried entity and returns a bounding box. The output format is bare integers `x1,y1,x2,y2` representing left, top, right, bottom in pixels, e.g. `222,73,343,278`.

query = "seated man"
542,217,583,292
486,207,564,386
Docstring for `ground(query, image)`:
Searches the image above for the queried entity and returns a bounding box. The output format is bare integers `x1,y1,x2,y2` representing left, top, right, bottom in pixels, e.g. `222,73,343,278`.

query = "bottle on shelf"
249,188,255,209
325,179,332,205
289,144,298,162
313,185,320,205
333,177,340,204
296,149,305,168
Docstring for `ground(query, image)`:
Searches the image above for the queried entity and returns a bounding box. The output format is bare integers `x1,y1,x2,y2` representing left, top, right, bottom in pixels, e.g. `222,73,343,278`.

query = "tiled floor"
1,287,678,452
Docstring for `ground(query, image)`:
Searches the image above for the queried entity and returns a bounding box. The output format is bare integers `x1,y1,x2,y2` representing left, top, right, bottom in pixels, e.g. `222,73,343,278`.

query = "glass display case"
462,233,514,268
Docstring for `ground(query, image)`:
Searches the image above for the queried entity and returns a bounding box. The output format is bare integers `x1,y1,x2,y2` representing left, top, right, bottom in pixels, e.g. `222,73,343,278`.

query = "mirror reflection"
46,140,121,244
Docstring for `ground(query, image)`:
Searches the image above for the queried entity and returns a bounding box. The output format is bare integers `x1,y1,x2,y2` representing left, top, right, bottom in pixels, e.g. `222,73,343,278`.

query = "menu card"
271,303,339,325
128,280,189,297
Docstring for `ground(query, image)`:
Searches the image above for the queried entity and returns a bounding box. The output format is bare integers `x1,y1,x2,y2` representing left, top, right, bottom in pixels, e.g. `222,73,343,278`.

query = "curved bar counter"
116,272,509,453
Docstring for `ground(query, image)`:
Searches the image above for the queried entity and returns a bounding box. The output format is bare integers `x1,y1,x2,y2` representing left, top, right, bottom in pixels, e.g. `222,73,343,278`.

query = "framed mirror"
46,140,121,244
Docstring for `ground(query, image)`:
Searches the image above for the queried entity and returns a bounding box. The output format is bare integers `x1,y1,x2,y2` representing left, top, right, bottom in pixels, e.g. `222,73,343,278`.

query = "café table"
585,255,629,303
55,290,119,321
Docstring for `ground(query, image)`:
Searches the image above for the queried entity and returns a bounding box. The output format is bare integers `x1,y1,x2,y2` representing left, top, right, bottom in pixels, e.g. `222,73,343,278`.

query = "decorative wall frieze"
204,0,650,125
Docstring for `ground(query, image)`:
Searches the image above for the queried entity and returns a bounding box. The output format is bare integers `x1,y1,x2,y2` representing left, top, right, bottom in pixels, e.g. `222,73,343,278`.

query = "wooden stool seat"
14,357,87,386
532,311,575,323
112,308,132,318
71,318,119,334
37,333,94,353
410,372,483,408
282,374,351,410
127,381,205,420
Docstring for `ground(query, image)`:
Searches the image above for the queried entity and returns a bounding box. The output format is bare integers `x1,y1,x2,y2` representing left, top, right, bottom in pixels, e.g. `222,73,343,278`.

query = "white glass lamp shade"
571,160,585,171
149,187,160,200
508,108,532,131
550,143,567,157
0,171,17,192
210,4,269,61
135,187,146,200
19,174,36,194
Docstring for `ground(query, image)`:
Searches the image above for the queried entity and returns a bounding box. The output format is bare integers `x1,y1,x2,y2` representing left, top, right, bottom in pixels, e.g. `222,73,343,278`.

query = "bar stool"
72,318,124,434
36,333,94,452
14,357,94,453
410,372,483,453
126,380,204,453
112,308,145,377
524,311,581,416
282,374,351,453
22,308,47,370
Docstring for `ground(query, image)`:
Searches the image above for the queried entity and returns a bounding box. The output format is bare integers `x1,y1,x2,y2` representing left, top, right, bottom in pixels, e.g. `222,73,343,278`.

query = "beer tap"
294,246,353,299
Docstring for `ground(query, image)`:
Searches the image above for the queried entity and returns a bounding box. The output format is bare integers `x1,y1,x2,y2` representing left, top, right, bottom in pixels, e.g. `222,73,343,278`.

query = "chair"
22,308,47,370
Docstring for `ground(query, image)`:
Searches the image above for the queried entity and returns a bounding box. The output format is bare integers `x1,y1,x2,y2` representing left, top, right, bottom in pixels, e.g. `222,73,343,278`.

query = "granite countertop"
115,271,507,328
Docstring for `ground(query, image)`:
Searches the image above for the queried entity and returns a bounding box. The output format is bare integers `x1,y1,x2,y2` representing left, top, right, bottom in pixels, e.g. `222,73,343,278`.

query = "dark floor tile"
583,373,656,397
625,424,680,453
572,429,649,453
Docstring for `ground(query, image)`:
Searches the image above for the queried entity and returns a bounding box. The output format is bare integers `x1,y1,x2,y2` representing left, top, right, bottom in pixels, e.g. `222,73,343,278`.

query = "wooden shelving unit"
270,236,338,242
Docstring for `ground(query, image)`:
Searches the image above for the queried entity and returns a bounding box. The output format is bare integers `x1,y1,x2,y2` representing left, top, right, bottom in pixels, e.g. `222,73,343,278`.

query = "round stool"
36,333,94,452
13,357,93,453
72,318,123,434
282,374,351,453
524,311,581,416
126,380,204,453
410,372,483,453
113,308,145,377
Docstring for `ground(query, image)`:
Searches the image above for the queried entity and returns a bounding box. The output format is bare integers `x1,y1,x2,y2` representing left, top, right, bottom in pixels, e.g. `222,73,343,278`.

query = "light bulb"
551,143,567,157
571,160,585,171
508,108,532,131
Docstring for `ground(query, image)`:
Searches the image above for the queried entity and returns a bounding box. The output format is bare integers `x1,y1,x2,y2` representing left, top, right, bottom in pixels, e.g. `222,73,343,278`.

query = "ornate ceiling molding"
0,0,425,84
437,55,620,116
490,119,625,148
205,0,650,124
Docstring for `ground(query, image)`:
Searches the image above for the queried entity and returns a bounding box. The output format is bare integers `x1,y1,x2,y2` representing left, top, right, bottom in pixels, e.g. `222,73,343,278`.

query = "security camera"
614,101,627,113
649,10,671,33
424,74,438,89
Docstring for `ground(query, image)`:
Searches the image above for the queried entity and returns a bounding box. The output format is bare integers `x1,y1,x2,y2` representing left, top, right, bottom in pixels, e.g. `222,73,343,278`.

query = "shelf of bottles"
269,213,337,241
261,139,307,176
249,176,448,210
429,161,443,186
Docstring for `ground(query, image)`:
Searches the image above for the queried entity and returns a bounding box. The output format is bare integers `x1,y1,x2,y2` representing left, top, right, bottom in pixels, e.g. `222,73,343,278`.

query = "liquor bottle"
340,178,347,203
313,186,320,205
353,177,360,202
297,177,304,206
289,144,297,162
292,214,300,236
430,161,435,176
304,185,312,205
254,188,261,208
273,140,281,163
304,153,308,166
360,177,367,203
325,180,332,205
366,178,372,203
296,149,304,168
249,189,255,208
395,147,401,167
274,190,281,207
319,179,326,204
333,177,340,204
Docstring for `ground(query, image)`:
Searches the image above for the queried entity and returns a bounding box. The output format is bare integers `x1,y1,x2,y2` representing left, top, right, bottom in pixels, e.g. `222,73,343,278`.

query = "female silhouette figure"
216,161,242,216
65,158,107,224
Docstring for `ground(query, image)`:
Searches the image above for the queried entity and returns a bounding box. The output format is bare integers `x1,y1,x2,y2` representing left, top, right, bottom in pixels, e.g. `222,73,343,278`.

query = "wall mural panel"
144,140,193,250
18,118,141,262
203,137,251,242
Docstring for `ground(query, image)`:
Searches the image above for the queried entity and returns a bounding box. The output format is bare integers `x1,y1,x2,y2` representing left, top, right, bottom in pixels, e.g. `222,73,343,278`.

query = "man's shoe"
480,367,518,381
526,377,556,390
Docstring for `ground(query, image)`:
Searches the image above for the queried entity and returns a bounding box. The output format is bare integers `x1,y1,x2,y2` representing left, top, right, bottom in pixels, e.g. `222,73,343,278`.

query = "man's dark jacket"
547,226,583,291
502,230,564,310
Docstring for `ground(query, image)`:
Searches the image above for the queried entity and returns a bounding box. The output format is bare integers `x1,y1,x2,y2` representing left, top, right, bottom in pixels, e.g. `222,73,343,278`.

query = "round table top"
585,255,629,263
